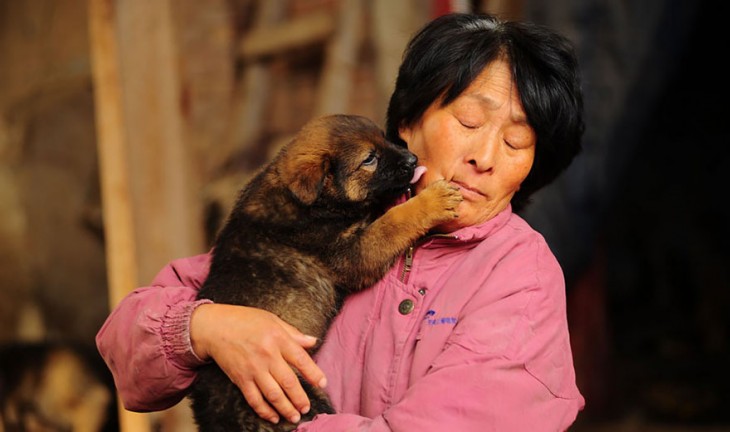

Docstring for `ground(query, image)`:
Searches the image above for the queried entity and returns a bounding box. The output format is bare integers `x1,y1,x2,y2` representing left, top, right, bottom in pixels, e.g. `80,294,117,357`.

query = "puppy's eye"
362,152,378,167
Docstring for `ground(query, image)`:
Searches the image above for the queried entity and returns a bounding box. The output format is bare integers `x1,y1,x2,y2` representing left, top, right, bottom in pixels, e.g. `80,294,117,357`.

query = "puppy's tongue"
410,166,427,184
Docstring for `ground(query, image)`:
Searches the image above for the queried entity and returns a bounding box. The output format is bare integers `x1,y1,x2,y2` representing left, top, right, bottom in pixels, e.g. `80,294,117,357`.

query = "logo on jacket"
423,309,457,326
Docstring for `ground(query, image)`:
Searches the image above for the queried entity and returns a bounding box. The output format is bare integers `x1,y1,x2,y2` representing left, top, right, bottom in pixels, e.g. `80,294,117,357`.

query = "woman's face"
400,58,536,233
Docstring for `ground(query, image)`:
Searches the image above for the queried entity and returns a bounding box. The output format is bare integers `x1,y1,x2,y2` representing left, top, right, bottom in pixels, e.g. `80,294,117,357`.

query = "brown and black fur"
189,114,462,432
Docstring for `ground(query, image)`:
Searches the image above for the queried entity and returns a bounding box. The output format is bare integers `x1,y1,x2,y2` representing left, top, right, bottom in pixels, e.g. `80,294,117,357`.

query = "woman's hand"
190,303,327,425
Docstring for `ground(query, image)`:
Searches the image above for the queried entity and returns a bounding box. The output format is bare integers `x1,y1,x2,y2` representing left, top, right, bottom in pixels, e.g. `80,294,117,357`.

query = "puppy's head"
279,114,417,206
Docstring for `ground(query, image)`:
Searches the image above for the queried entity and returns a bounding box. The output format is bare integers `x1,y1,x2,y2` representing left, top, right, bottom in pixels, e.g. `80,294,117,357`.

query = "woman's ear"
398,125,412,146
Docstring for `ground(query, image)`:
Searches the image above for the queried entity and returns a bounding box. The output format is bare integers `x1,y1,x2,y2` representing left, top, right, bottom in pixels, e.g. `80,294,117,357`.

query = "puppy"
189,114,462,431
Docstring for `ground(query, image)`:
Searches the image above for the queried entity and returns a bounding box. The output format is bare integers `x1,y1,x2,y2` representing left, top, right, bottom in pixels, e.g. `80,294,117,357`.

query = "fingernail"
270,416,280,424
301,405,310,414
290,413,301,423
318,377,328,388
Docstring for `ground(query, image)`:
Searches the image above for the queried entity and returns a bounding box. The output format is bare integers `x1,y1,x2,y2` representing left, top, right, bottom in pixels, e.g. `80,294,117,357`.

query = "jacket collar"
393,193,514,245
423,204,514,245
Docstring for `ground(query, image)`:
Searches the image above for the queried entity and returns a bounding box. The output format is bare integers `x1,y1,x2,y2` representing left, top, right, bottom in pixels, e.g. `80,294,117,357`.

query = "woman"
97,12,585,431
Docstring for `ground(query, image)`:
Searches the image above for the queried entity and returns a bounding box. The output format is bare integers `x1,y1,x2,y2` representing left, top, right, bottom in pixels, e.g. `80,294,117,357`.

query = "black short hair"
385,13,584,212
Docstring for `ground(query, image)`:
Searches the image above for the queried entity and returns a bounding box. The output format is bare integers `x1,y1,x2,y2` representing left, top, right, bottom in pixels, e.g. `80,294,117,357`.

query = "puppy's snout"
404,152,417,168
401,152,418,173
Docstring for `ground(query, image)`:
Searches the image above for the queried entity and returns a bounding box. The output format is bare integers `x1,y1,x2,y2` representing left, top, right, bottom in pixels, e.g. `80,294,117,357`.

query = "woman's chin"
432,218,468,234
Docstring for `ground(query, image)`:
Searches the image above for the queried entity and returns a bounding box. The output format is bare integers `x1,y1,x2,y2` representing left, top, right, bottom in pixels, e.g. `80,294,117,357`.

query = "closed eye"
458,120,478,130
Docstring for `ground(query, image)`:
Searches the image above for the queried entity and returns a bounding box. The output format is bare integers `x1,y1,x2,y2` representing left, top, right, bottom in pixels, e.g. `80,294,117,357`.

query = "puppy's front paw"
415,179,462,224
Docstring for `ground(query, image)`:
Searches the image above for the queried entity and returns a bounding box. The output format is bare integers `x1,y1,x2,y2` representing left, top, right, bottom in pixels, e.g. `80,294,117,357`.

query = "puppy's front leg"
339,180,462,289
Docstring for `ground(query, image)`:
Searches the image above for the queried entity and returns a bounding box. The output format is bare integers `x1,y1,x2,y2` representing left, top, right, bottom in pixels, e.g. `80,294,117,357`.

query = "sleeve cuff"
161,298,214,368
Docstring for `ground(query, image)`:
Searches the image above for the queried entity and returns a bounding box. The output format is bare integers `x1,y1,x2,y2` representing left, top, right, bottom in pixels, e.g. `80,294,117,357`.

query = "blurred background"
0,0,727,431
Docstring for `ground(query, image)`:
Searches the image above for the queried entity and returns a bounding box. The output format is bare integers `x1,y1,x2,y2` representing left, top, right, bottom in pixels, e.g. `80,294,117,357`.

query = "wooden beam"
88,1,150,431
89,0,205,430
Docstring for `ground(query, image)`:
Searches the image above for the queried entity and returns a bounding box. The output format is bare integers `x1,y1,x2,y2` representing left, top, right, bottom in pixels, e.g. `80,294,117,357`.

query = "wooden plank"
315,0,363,116
112,0,205,283
372,0,429,123
171,0,236,182
212,0,287,174
240,10,335,60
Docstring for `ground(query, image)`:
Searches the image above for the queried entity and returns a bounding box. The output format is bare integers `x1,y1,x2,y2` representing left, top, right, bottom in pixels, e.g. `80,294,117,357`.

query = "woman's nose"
466,134,498,172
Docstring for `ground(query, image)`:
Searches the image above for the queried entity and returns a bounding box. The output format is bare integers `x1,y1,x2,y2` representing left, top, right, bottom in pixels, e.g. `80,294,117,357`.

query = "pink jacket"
96,206,584,431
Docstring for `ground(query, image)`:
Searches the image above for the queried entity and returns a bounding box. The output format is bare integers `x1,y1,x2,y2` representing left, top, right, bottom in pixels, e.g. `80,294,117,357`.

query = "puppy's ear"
284,153,330,205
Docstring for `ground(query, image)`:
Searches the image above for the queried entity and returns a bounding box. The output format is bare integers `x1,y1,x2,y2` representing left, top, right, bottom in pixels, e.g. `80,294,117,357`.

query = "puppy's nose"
403,152,417,169
399,153,418,181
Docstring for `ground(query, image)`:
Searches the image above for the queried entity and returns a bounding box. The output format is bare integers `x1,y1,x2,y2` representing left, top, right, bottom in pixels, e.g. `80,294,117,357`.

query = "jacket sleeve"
95,253,212,412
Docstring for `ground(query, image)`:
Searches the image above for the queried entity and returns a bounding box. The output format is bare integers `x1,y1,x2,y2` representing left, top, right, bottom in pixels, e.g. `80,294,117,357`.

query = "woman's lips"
451,180,484,199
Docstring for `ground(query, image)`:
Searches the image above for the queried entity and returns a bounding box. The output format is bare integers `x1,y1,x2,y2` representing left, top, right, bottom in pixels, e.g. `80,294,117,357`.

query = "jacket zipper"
400,246,414,282
397,185,457,284
398,234,458,283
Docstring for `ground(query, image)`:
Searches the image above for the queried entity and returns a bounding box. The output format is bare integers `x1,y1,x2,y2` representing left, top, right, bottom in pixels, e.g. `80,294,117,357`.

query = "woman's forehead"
458,61,528,122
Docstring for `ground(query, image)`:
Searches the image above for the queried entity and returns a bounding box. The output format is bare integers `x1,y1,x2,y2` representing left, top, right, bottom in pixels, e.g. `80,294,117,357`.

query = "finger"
278,320,319,348
282,342,327,389
240,380,279,425
255,373,302,424
269,359,311,415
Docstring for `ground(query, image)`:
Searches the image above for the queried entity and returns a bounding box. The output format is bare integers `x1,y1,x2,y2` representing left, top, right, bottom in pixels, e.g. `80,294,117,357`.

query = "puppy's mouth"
374,168,416,200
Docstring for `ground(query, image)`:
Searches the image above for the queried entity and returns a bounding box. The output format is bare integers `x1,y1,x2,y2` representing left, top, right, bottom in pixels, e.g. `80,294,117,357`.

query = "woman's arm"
95,253,326,424
96,254,212,411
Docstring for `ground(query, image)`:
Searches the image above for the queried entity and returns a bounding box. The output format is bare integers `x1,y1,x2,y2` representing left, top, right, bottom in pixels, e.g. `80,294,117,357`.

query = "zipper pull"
400,246,414,282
